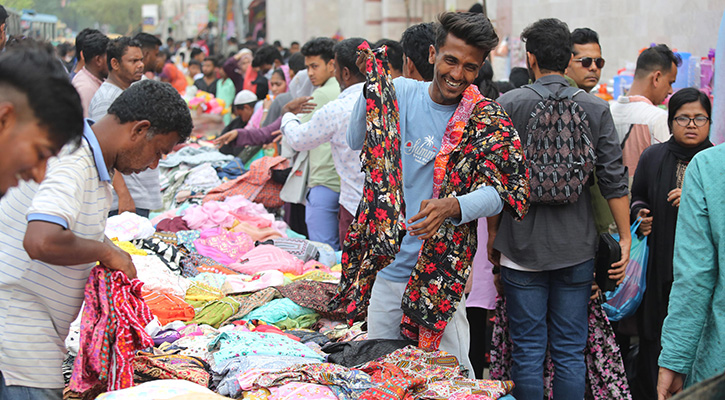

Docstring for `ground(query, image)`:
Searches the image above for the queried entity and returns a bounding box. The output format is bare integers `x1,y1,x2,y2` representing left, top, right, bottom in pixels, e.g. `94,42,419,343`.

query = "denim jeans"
305,186,340,250
501,259,594,400
0,373,62,400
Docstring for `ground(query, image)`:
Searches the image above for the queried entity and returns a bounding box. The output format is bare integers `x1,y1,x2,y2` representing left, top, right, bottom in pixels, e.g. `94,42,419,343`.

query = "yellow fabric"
112,240,148,256
185,281,224,309
284,270,339,282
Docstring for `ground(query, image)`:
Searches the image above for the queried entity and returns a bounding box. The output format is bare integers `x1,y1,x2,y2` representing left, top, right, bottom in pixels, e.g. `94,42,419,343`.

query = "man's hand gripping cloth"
331,42,530,350
69,266,155,393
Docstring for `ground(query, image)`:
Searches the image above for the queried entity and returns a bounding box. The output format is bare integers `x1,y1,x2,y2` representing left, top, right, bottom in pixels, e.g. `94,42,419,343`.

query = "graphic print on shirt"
404,134,439,165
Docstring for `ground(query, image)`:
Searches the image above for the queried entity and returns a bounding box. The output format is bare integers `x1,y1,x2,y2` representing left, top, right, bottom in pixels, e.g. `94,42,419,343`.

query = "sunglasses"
574,57,605,69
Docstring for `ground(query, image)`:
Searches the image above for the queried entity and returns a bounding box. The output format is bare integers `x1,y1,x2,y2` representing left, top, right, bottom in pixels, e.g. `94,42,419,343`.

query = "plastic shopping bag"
602,217,649,321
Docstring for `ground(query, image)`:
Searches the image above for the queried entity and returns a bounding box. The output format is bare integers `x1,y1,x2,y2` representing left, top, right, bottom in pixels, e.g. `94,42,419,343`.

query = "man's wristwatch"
492,265,501,275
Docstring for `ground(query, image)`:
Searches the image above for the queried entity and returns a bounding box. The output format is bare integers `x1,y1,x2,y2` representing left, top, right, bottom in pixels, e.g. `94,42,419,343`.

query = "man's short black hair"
334,37,366,81
0,5,8,26
0,45,83,149
74,28,101,61
166,37,174,44
252,44,283,68
571,27,600,51
300,37,336,63
374,39,403,73
287,52,305,74
203,56,218,67
521,18,571,73
190,47,203,59
133,32,162,50
400,22,435,81
228,37,238,44
81,31,109,62
291,41,299,46
106,37,141,71
634,44,682,79
434,12,499,58
189,59,201,68
509,67,529,88
108,80,193,142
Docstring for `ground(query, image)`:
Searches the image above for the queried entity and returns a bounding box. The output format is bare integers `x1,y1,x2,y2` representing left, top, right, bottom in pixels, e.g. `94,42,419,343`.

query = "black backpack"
523,82,596,204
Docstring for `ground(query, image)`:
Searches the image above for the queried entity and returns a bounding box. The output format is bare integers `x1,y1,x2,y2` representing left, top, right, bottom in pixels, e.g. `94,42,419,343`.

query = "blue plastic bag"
602,217,649,321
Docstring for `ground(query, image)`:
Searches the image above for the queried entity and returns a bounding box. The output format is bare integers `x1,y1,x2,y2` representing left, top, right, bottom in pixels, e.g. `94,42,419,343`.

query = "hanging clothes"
68,266,154,393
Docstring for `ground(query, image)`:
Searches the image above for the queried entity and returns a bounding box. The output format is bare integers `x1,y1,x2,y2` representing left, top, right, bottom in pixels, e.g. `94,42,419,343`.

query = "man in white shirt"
0,80,192,398
281,38,367,242
610,44,681,179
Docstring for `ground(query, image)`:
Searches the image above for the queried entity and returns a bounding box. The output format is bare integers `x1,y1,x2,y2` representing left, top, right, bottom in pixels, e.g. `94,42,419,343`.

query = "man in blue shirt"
347,12,507,377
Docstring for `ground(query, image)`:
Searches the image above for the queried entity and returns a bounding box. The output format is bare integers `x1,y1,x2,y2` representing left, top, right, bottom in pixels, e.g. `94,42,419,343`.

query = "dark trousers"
631,337,662,400
467,306,493,379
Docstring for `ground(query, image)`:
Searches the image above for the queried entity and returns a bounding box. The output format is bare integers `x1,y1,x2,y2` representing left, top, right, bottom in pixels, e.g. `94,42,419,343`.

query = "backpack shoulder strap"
560,86,585,100
523,82,554,100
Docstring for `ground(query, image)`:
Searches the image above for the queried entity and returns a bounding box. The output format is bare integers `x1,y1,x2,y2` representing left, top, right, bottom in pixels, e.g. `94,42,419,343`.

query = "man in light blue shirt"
347,12,504,376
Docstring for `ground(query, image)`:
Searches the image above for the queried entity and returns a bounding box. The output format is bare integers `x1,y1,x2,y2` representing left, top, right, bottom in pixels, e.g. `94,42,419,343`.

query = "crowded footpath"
0,3,723,400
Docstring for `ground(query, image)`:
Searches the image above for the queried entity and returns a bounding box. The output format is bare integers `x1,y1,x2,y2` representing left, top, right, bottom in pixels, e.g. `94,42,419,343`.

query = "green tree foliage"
3,0,161,34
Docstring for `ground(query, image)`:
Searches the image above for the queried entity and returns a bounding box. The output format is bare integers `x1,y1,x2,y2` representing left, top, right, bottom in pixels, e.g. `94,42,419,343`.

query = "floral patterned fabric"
132,353,211,388
332,42,529,347
239,363,376,400
490,296,631,400
357,347,513,400
68,266,155,393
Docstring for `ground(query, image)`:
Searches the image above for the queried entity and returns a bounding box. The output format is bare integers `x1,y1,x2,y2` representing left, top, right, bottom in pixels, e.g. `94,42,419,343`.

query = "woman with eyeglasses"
629,87,713,400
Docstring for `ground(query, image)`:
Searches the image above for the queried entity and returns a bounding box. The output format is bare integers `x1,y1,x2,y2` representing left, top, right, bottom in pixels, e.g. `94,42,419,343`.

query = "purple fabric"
235,116,282,147
223,56,245,94
466,219,497,309
156,216,190,233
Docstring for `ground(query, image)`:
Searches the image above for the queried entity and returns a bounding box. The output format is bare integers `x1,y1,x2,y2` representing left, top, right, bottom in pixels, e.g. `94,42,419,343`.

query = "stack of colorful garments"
61,144,516,400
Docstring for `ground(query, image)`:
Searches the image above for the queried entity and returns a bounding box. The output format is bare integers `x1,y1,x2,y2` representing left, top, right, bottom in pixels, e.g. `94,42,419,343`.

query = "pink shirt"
466,219,497,309
72,67,103,117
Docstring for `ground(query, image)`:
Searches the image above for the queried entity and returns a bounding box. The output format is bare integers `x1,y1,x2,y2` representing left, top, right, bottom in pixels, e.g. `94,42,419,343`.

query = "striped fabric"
0,119,113,389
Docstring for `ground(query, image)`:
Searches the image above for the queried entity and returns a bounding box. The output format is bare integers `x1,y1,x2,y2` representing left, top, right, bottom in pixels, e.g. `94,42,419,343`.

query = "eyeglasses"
574,57,605,69
674,115,710,127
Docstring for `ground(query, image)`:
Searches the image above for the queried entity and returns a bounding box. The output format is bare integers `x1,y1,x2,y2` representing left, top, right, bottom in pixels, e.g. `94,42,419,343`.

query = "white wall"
503,0,725,83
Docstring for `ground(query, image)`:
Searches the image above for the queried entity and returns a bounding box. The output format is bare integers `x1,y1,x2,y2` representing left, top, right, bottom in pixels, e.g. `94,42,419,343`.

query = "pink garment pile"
183,201,237,230
194,227,255,265
69,266,154,393
226,245,333,276
227,244,305,275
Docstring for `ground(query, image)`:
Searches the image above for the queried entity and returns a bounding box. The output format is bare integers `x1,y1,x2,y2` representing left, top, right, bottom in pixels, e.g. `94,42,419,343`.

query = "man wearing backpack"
490,18,631,399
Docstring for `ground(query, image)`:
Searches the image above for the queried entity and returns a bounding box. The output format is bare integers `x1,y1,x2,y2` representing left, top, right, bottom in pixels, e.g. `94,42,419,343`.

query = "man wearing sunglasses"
566,28,604,93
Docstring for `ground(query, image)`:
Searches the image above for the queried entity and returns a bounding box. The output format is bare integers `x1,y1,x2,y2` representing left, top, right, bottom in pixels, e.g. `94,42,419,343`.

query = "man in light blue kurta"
658,144,725,396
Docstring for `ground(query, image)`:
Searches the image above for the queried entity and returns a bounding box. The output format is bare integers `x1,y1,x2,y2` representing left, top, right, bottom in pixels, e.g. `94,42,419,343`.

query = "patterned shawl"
331,43,529,349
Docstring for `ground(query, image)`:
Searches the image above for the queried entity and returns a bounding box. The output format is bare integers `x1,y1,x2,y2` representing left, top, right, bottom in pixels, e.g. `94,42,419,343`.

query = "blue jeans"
305,186,340,250
0,373,62,400
502,259,594,400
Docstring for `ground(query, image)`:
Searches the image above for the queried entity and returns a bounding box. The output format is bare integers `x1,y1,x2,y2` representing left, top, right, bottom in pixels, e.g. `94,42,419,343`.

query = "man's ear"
428,44,436,65
129,120,152,140
0,103,17,140
652,70,663,88
110,57,120,72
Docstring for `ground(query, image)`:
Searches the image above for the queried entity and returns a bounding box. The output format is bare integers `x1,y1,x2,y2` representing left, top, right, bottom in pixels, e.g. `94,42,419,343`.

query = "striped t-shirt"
0,119,112,388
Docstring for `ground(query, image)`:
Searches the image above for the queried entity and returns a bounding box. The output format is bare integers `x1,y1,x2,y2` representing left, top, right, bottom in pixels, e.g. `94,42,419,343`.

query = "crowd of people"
0,3,723,400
